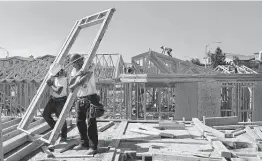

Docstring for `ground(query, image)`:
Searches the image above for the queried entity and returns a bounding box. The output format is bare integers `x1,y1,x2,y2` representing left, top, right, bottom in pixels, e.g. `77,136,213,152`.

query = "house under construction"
1,7,262,161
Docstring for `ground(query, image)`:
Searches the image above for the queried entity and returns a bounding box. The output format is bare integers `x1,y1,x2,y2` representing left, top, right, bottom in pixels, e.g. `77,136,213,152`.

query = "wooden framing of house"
119,50,262,122
0,53,126,120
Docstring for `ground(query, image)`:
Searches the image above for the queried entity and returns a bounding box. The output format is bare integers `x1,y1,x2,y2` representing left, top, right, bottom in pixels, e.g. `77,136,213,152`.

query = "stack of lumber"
118,117,262,161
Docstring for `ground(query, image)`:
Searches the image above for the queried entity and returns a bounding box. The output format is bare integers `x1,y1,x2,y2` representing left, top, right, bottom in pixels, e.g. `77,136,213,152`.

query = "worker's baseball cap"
70,53,84,64
49,63,63,76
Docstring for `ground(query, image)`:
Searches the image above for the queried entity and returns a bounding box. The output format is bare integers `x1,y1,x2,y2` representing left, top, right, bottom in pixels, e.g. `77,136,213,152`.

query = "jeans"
76,94,99,150
42,96,68,139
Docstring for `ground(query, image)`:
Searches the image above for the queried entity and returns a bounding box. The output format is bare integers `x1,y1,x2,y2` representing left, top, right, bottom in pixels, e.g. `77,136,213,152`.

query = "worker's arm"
47,77,64,95
69,71,92,92
50,86,63,95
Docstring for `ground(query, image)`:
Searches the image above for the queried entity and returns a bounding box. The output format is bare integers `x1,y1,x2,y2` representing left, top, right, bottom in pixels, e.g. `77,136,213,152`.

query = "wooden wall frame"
18,8,116,145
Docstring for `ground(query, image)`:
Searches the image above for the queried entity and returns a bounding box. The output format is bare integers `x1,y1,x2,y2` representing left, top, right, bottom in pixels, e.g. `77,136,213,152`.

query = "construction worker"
69,53,102,155
43,63,68,142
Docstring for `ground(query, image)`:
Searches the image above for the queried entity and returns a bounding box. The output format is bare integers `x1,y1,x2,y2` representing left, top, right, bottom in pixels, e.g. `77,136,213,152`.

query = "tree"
190,58,204,66
210,47,226,69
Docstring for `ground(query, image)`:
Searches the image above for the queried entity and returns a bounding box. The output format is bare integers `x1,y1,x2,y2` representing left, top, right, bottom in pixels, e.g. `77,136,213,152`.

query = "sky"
0,1,262,63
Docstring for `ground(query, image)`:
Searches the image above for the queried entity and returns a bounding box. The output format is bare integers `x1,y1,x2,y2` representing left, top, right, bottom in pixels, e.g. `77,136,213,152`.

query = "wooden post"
25,82,28,109
128,83,132,120
143,83,146,120
113,84,116,119
0,107,3,161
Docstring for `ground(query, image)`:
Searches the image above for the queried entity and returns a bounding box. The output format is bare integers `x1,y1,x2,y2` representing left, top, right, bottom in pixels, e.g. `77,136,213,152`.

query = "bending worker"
43,63,68,142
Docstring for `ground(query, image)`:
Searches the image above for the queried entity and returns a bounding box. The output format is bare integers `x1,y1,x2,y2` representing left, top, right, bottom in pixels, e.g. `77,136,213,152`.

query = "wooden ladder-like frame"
18,8,116,144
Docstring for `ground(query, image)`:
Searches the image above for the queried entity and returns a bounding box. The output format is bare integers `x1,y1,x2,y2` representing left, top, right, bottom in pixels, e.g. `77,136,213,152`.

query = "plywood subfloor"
21,122,120,161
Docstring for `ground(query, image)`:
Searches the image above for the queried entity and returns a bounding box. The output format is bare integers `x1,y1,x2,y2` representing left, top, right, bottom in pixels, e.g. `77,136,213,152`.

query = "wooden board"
102,121,128,161
3,122,50,154
253,82,262,121
198,80,221,119
0,110,3,161
204,116,238,126
152,152,222,161
175,82,198,120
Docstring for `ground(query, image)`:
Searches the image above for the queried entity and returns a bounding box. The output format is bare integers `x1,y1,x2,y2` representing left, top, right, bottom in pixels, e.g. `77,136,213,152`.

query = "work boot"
60,137,67,143
73,141,89,150
86,148,97,155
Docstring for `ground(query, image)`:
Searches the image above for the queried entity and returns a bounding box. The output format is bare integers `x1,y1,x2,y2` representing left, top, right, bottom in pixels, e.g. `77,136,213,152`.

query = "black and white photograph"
1,1,262,161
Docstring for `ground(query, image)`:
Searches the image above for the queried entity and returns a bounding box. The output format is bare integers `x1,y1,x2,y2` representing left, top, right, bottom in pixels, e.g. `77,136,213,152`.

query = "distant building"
224,53,255,64
204,52,256,67
254,50,262,62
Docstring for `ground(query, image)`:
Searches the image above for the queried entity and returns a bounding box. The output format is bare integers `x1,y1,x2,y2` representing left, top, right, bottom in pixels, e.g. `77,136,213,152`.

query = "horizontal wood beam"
4,131,52,161
120,73,262,83
3,122,50,154
121,138,209,144
2,124,18,135
204,116,238,126
3,119,45,142
98,121,114,132
2,118,21,129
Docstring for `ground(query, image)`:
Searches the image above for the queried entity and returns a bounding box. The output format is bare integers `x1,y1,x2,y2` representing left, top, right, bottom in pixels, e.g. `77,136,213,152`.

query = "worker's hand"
46,78,53,87
69,84,76,93
57,87,63,94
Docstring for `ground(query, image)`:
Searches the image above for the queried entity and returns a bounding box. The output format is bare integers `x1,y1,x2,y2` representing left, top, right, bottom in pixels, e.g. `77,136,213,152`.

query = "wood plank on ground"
152,152,222,161
121,138,209,145
3,122,50,154
102,121,128,161
4,131,52,161
204,116,238,126
192,118,231,159
213,125,245,130
2,124,18,135
192,118,225,139
2,118,21,129
98,121,114,132
158,120,185,129
3,118,45,142
1,118,13,124
137,123,175,138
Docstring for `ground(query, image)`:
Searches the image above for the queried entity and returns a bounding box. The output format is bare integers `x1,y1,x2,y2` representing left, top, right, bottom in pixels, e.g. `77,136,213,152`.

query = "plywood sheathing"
175,82,198,121
253,81,262,121
198,80,221,120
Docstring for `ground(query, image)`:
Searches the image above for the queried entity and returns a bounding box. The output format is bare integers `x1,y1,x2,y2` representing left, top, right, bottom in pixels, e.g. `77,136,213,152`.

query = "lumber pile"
129,122,183,138
121,117,262,161
195,116,262,160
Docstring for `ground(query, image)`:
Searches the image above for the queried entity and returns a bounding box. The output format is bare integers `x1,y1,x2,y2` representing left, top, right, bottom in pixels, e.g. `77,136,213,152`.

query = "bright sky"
0,1,262,63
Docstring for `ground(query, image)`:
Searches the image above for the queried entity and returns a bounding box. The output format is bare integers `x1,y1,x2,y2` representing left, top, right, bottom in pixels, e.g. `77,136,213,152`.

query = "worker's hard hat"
49,63,63,76
70,53,84,64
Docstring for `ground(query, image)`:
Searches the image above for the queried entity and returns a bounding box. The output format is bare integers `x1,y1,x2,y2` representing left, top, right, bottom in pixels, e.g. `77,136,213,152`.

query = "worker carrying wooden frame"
17,8,116,145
